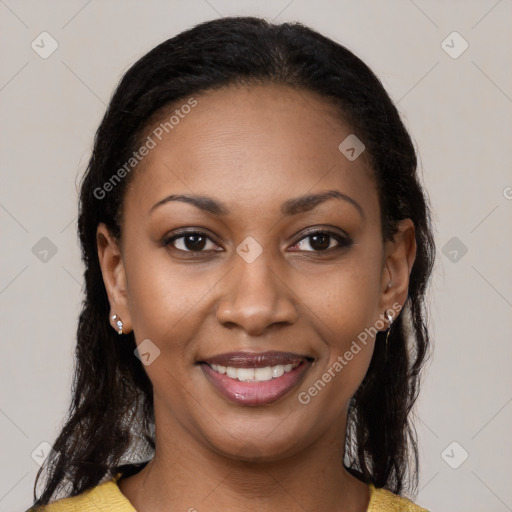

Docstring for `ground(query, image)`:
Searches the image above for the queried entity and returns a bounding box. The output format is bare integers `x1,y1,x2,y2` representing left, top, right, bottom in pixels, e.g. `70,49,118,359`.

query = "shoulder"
28,474,135,512
368,484,430,512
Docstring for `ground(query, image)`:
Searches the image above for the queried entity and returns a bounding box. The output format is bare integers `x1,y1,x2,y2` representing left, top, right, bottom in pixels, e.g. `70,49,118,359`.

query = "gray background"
1,1,511,511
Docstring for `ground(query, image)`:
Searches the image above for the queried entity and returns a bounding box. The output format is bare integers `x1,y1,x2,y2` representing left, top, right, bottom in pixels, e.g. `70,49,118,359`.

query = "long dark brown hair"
30,16,435,508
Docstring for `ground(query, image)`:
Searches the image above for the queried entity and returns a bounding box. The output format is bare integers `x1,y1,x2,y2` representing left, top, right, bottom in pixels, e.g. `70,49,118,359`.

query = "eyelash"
163,229,352,255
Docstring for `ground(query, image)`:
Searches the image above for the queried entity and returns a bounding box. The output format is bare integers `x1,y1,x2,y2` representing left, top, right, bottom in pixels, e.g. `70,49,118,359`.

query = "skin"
97,84,416,512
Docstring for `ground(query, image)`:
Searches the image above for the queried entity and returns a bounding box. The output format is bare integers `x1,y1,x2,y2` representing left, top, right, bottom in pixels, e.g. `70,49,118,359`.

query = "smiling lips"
200,351,312,406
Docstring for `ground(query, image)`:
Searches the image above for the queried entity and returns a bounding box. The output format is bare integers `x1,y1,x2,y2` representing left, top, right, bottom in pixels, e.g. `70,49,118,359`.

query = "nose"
215,251,299,336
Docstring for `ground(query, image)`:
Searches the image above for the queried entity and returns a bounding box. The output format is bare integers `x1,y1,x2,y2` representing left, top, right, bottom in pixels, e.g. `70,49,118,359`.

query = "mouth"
198,351,314,407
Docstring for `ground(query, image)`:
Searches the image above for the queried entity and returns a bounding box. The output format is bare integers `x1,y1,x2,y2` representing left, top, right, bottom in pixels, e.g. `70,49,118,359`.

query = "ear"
96,223,132,334
378,218,417,323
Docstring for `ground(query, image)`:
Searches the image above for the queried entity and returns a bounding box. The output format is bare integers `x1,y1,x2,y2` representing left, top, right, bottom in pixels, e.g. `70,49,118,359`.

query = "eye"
163,229,352,255
289,230,352,253
164,231,220,253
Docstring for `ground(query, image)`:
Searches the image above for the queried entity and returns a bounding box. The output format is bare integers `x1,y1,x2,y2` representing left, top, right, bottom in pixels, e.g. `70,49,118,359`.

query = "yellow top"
31,473,429,511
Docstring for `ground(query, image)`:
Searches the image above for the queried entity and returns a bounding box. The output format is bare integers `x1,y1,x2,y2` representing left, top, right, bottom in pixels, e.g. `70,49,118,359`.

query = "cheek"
123,241,206,358
298,343,374,433
122,251,208,404
296,252,382,405
297,270,380,419
303,255,383,345
124,233,207,323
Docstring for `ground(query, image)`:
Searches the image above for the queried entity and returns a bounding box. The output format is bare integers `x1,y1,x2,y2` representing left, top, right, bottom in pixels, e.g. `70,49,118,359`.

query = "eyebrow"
149,189,365,219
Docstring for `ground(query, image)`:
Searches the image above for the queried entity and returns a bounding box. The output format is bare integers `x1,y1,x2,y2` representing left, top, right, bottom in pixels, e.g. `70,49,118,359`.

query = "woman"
29,16,434,511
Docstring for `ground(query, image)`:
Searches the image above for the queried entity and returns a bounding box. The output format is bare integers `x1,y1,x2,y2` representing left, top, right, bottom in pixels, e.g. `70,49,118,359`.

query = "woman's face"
98,84,415,461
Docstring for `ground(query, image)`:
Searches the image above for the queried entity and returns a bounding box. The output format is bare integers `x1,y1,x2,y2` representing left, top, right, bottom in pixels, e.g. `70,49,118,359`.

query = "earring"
111,314,123,335
384,310,393,349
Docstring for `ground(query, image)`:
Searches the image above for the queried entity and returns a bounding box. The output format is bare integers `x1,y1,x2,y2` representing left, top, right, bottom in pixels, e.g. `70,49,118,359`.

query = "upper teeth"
210,363,299,382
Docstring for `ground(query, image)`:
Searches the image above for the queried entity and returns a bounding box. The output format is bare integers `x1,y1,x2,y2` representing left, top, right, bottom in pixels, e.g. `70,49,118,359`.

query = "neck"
118,405,370,512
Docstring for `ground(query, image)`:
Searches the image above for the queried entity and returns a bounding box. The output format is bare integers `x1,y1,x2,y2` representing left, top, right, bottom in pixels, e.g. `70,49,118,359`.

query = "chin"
196,412,310,463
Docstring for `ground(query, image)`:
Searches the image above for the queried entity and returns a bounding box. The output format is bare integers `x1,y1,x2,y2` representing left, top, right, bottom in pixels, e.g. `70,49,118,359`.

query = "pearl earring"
111,314,123,335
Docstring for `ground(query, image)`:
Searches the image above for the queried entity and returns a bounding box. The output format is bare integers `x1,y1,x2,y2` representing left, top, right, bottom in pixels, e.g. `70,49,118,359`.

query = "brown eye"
165,232,218,252
290,230,352,253
308,233,330,251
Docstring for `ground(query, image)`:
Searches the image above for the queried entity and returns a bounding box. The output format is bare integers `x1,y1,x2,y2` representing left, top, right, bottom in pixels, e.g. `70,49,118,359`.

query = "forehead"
124,84,378,220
